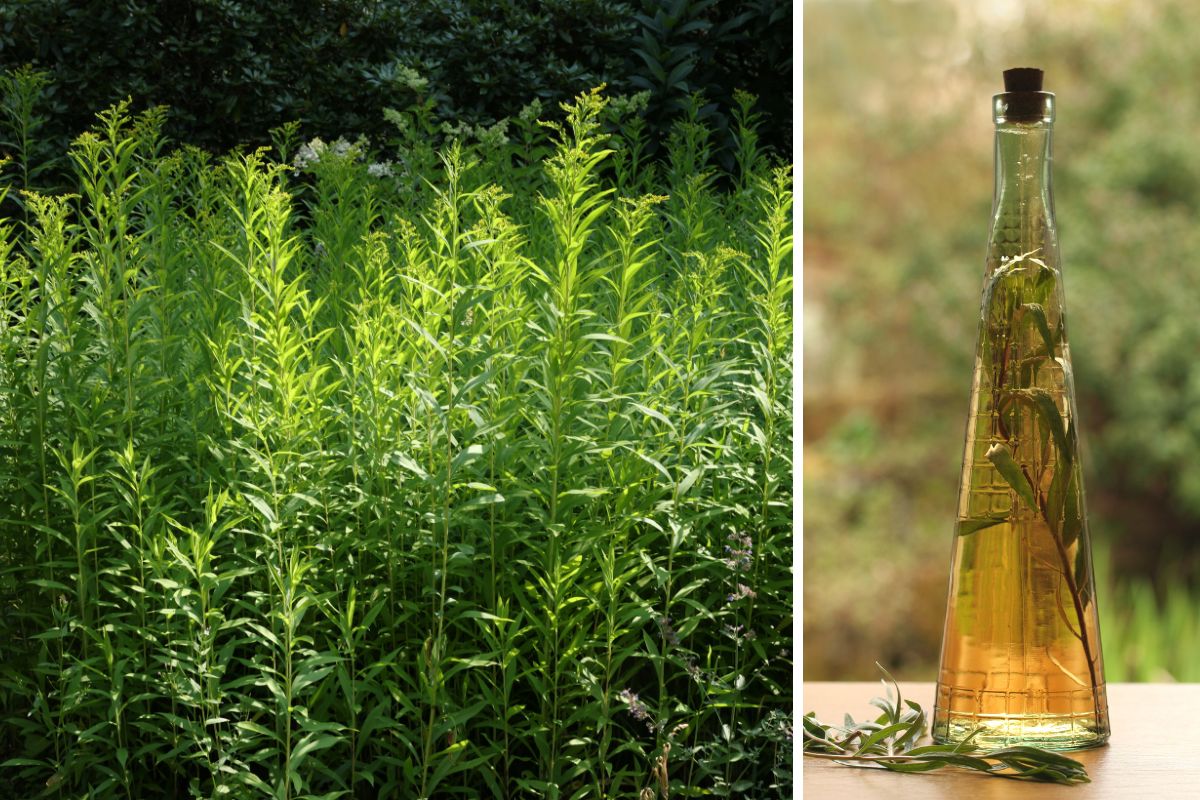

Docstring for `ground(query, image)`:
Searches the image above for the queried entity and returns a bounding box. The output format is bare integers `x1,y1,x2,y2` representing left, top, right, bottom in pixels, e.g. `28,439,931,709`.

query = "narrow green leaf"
957,516,1007,537
986,442,1037,509
1022,303,1057,357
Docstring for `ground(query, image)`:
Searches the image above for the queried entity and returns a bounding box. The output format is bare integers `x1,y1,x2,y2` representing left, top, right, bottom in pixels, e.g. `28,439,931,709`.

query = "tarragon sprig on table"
802,668,1090,785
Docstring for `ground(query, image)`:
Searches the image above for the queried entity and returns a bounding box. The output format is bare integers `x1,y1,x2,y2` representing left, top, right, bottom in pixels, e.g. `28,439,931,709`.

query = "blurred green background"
804,0,1200,683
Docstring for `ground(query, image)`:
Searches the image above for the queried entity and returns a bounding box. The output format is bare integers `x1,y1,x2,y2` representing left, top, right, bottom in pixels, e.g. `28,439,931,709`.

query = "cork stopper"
1003,68,1044,93
998,67,1051,123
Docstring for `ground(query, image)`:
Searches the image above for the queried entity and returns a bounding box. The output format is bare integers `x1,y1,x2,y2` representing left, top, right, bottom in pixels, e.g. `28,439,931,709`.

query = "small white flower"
476,119,510,149
293,137,327,168
610,91,652,117
517,98,544,124
441,120,471,139
396,65,428,93
384,108,410,134
368,161,394,178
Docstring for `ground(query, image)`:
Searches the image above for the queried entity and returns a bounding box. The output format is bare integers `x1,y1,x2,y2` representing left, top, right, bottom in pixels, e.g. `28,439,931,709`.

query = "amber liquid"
933,248,1109,749
935,516,1109,749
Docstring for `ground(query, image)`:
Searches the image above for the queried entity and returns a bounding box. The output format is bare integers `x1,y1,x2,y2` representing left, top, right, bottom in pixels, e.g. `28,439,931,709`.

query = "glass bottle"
932,68,1110,750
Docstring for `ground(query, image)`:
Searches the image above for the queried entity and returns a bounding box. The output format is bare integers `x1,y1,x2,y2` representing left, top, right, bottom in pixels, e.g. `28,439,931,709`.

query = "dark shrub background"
0,0,791,159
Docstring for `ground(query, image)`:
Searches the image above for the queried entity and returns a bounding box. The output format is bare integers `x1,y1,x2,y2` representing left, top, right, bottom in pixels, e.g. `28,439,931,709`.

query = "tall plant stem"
991,311,1099,693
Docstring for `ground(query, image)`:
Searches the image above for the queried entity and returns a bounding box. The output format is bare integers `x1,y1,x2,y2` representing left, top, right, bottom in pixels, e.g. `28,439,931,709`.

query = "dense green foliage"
0,0,629,152
0,0,792,162
1094,544,1200,682
630,0,793,165
805,0,1200,682
0,87,793,797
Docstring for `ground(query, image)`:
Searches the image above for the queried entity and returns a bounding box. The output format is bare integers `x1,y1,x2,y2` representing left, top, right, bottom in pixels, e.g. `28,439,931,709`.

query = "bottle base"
932,711,1109,751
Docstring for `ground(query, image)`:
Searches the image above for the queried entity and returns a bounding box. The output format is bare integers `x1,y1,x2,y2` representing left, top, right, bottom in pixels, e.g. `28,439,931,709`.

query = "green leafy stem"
802,668,1090,785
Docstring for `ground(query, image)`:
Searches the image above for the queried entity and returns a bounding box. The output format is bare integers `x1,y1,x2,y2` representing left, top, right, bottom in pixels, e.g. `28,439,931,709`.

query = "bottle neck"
989,91,1057,263
992,121,1055,224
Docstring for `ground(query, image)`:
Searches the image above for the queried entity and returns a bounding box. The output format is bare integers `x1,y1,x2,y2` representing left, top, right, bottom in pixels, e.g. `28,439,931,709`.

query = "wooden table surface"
803,682,1200,799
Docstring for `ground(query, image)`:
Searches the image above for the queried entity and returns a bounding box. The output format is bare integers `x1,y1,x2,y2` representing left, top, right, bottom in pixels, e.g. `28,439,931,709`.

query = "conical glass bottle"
932,68,1110,750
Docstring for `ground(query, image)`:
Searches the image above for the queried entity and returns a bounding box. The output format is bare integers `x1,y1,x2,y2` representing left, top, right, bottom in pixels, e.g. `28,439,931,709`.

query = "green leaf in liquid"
1022,302,1058,358
986,442,1037,510
957,516,1008,537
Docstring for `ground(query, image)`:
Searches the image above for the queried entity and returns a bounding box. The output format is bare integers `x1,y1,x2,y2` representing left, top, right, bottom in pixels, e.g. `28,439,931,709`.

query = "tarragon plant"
803,668,1090,785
